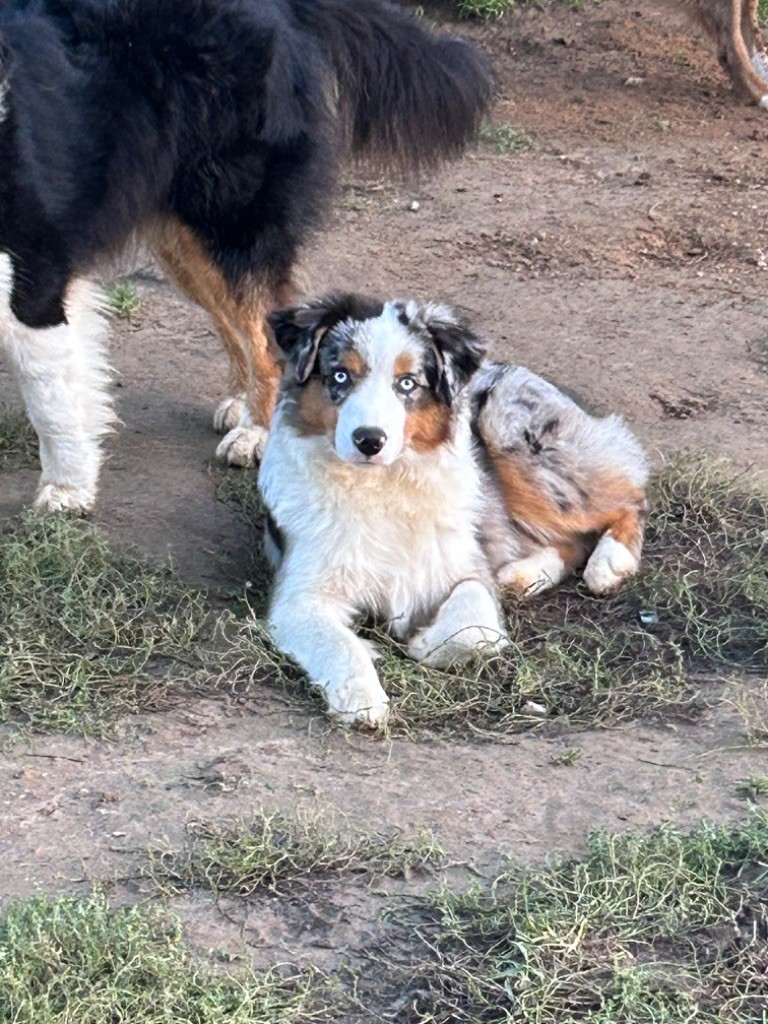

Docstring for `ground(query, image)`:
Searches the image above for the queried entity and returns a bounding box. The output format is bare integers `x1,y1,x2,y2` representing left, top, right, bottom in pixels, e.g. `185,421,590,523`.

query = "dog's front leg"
270,590,390,728
1,267,112,513
407,580,508,669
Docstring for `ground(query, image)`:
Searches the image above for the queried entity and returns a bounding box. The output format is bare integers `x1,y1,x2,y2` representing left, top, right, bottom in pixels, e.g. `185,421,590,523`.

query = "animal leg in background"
152,221,284,465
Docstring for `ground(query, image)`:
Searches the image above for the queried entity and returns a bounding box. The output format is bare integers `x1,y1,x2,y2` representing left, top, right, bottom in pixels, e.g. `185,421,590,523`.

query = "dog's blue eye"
396,376,417,394
333,369,350,385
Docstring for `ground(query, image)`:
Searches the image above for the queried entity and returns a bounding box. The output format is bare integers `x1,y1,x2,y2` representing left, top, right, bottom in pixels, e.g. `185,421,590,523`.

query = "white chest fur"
259,407,489,633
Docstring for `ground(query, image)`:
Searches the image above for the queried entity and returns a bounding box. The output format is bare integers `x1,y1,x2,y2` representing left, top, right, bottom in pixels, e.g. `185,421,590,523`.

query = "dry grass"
149,810,444,898
381,815,768,1023
0,405,38,470
221,454,768,739
0,511,212,732
0,891,326,1024
3,454,766,738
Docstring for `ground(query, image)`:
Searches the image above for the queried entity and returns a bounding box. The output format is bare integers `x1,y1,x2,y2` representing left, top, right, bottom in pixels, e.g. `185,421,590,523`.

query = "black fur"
269,292,384,383
0,0,493,328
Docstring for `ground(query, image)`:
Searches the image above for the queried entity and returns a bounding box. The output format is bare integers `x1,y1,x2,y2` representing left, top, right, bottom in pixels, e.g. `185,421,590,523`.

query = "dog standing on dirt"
0,0,491,513
260,295,648,727
682,0,768,106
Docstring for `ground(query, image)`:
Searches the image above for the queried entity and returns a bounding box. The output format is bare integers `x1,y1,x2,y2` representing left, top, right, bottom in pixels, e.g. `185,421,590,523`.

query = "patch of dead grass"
148,810,444,898
377,814,768,1022
0,891,326,1024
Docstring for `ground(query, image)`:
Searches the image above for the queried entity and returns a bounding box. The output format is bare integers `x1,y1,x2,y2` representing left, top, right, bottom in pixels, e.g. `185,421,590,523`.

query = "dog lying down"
259,295,648,727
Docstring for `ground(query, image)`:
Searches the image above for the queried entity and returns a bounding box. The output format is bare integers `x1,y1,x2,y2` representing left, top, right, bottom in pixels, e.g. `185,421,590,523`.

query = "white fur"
0,81,8,123
260,399,507,727
0,255,113,512
497,547,567,596
334,305,422,466
213,393,247,433
583,534,639,595
407,579,508,667
216,407,269,466
760,93,768,110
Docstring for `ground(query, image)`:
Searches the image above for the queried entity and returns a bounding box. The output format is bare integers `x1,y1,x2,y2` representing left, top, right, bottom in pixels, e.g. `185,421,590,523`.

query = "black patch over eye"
395,376,418,395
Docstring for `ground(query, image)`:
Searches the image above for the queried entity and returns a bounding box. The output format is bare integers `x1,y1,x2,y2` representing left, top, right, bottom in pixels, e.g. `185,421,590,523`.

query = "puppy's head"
270,294,485,466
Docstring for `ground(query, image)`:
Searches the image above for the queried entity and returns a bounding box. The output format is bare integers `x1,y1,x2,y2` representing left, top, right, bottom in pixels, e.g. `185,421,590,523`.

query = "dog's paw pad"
583,536,638,595
213,395,248,434
33,483,94,514
215,425,268,467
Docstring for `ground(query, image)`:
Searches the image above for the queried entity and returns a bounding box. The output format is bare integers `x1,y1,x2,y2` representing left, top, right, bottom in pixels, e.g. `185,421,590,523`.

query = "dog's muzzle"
352,426,387,457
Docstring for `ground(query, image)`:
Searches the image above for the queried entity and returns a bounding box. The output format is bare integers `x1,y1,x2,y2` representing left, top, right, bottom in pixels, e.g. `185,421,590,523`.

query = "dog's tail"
294,0,494,171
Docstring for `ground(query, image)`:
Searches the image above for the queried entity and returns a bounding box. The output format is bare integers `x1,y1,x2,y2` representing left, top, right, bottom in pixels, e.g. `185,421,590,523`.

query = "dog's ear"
269,294,384,384
268,304,328,384
422,307,486,406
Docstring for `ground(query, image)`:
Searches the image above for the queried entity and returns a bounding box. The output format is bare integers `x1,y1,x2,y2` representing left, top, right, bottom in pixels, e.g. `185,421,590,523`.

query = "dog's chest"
260,431,485,614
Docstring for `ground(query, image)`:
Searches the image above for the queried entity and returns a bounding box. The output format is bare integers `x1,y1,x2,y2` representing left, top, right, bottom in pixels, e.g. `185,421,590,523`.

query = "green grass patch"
477,122,532,154
759,0,768,27
737,776,768,802
149,810,444,898
455,0,594,20
0,406,38,470
0,511,212,731
105,279,142,320
0,891,325,1024
390,815,768,1022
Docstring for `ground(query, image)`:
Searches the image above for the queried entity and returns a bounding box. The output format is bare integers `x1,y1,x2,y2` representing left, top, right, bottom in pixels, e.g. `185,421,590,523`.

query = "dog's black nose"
352,426,387,457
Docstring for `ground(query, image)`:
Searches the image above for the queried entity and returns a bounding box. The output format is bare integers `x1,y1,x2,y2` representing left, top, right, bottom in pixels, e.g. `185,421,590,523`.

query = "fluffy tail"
293,0,494,170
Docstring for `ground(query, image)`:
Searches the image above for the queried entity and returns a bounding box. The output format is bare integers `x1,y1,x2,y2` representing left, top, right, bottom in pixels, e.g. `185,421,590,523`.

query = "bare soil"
1,0,767,1004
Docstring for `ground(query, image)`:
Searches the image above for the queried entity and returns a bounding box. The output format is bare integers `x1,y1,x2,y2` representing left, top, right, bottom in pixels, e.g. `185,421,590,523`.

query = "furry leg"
583,507,644,595
407,580,508,668
496,546,571,598
269,589,390,727
0,267,112,512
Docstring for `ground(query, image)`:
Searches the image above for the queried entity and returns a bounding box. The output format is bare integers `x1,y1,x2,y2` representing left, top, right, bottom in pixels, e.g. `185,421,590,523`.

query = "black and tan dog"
0,0,491,512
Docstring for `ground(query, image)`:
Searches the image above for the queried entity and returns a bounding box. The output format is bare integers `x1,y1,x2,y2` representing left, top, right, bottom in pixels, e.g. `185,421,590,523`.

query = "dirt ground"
1,0,768,1004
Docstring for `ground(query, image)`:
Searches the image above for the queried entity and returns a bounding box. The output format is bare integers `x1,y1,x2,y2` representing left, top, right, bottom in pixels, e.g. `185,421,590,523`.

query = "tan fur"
490,451,645,575
404,400,452,453
150,219,283,428
345,351,366,377
394,352,417,377
294,379,339,437
677,0,767,104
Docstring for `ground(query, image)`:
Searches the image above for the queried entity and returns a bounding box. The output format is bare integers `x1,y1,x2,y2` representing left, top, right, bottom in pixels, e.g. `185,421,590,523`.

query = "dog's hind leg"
152,220,282,464
0,264,112,512
407,580,508,669
583,505,645,597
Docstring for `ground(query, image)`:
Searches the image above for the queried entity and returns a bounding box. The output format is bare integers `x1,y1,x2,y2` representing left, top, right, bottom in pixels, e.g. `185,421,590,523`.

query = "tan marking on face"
295,380,339,437
344,351,366,377
404,400,452,452
394,352,417,377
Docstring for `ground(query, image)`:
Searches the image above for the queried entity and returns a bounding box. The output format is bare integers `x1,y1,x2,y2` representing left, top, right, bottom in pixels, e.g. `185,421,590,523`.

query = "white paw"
215,425,269,467
497,547,566,597
760,94,768,111
213,394,247,434
583,535,639,595
408,625,508,669
33,482,94,514
322,676,390,728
